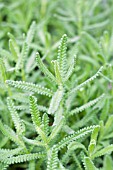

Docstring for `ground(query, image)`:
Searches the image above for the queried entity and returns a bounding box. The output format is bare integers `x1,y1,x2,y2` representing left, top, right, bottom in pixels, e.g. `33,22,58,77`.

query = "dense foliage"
0,0,113,170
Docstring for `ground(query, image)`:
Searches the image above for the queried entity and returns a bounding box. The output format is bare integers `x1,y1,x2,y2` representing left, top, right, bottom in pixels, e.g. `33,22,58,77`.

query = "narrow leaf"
6,80,53,97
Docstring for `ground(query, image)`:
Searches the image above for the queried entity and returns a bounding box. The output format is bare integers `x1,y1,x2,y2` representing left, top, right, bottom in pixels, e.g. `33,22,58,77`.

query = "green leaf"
16,42,28,71
29,95,41,127
84,157,97,170
88,125,100,154
47,146,58,170
7,97,24,134
104,115,113,134
36,52,56,82
1,152,45,164
57,34,68,81
42,113,50,136
64,55,76,82
0,121,23,146
23,137,45,147
103,155,113,170
70,94,104,116
70,66,103,94
56,126,97,150
29,96,47,143
6,80,53,97
9,39,19,61
68,141,87,154
26,21,36,45
48,86,64,114
100,98,109,121
52,60,62,85
0,147,23,160
91,145,113,159
0,58,7,82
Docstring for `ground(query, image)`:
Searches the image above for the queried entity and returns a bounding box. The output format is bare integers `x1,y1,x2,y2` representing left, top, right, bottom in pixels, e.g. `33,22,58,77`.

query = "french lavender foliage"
0,29,113,170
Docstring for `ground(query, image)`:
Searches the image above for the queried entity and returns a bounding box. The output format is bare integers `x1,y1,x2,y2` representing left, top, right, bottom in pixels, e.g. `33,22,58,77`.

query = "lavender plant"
0,1,113,170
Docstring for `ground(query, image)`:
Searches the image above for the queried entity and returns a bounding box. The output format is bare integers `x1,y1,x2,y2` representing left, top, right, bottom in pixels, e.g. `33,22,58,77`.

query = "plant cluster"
0,0,113,170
